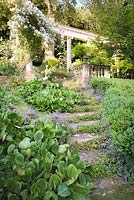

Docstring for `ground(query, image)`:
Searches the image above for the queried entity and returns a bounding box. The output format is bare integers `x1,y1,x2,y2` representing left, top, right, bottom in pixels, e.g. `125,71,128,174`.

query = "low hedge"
91,77,134,181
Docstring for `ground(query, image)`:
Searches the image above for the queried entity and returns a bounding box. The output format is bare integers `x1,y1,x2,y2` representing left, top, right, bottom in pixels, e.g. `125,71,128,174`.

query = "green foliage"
75,8,99,32
0,60,17,76
55,0,77,27
0,86,91,199
78,140,100,151
0,0,13,39
91,77,134,180
91,77,113,93
70,113,101,123
87,154,113,179
0,86,11,111
72,43,90,61
40,57,66,77
89,42,111,65
72,59,83,67
19,79,81,112
111,54,133,74
76,124,104,134
0,112,91,199
89,0,134,65
0,40,18,76
73,104,100,112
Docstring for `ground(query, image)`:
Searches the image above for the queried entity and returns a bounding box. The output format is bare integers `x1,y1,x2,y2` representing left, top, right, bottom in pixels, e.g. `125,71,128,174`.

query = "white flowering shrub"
10,0,55,65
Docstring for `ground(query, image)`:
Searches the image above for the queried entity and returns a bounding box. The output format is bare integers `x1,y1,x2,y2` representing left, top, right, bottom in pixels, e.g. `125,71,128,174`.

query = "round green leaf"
35,178,47,194
34,130,44,142
67,164,80,181
58,183,71,197
19,137,31,149
49,174,62,190
15,153,24,166
8,193,18,200
44,191,53,200
7,144,15,154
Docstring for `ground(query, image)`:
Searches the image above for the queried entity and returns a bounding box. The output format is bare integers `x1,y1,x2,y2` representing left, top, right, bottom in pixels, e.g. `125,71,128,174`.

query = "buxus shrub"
91,77,134,181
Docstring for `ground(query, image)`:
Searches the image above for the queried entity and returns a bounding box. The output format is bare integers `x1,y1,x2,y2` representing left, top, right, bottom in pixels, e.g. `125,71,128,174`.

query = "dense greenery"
19,79,80,112
0,86,92,200
91,77,134,181
84,0,134,68
0,0,13,39
72,42,111,67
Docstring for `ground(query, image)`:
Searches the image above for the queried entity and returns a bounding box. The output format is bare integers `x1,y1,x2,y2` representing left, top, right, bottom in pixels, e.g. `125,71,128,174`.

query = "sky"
76,0,83,8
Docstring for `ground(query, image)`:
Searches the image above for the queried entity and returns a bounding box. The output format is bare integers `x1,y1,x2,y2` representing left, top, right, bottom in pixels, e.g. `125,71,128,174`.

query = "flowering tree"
10,0,55,70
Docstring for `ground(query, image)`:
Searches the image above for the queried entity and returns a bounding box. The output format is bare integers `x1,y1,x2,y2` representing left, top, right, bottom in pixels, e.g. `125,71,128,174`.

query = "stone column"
25,60,35,81
45,42,54,59
82,64,85,88
26,60,32,72
67,36,72,70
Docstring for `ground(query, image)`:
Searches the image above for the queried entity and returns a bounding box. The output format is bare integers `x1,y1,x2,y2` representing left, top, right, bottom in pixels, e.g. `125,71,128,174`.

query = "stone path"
62,78,105,163
15,78,133,197
63,79,132,197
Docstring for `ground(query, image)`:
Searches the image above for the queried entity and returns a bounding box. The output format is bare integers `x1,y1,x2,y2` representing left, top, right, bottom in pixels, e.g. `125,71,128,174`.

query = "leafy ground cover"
91,77,134,182
19,79,81,112
0,86,94,200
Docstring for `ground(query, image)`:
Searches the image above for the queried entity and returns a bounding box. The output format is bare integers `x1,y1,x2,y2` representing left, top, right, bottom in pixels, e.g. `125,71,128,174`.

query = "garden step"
71,133,101,144
25,72,36,81
73,105,101,112
61,111,97,120
69,120,99,130
79,150,101,163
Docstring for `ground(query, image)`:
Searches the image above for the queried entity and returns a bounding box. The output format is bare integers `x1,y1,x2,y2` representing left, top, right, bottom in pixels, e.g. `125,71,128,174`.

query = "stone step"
69,120,99,130
25,72,35,81
79,150,101,163
73,105,100,112
71,133,101,144
61,111,97,120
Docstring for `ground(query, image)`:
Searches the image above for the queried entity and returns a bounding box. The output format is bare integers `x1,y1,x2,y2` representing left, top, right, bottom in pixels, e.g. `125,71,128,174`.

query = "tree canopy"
84,0,134,65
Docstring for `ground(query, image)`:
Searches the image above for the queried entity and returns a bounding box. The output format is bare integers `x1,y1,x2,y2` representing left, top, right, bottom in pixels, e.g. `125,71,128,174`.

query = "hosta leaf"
34,130,44,142
71,154,80,165
7,178,22,193
49,174,62,190
30,183,38,199
0,146,3,154
44,191,53,200
7,144,15,154
67,164,80,181
21,189,28,200
79,174,87,186
72,193,90,200
86,182,95,190
51,142,59,154
57,161,66,174
35,178,47,194
15,153,24,166
17,167,25,176
59,144,68,153
19,137,31,149
65,179,75,186
0,172,6,186
71,184,90,200
25,167,32,177
76,160,86,170
8,193,18,200
45,158,52,173
58,183,71,197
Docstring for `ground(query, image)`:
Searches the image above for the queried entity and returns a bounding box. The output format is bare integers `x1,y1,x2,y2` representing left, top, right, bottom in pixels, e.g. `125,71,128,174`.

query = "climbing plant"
9,0,55,67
